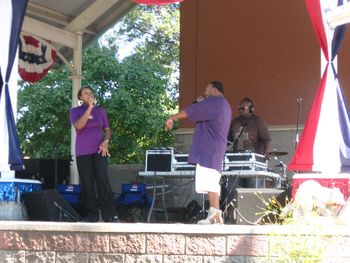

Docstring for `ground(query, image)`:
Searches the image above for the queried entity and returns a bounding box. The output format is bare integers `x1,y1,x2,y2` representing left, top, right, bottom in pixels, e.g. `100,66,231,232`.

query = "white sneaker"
197,207,224,225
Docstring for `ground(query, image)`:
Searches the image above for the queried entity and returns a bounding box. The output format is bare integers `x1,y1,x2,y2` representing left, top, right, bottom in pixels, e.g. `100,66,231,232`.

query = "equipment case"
223,153,268,172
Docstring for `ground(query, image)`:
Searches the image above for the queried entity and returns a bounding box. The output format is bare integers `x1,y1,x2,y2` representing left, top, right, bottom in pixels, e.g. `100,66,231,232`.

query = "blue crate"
122,183,146,194
116,193,152,208
56,184,81,206
56,184,81,193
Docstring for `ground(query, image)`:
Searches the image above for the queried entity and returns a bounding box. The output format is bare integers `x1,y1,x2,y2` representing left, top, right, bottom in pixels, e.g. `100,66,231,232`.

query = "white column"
69,31,83,185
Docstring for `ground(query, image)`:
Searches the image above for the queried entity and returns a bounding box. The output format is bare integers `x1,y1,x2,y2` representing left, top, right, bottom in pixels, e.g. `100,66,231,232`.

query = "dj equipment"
223,153,267,172
145,149,196,172
144,150,270,173
173,154,195,171
268,150,288,157
145,148,173,172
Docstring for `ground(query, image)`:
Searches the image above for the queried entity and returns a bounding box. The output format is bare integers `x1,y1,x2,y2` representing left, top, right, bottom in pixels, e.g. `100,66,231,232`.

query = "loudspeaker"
15,159,71,189
24,189,81,222
233,188,287,225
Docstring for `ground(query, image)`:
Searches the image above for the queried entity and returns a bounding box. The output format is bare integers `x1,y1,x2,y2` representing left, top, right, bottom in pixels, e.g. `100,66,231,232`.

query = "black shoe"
104,216,120,223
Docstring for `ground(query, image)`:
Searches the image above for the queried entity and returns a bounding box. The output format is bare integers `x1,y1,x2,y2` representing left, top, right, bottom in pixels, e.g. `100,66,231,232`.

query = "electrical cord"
154,178,195,196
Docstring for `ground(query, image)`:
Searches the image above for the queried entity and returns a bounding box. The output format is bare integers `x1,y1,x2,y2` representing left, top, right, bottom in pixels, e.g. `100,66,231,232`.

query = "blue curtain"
0,0,28,171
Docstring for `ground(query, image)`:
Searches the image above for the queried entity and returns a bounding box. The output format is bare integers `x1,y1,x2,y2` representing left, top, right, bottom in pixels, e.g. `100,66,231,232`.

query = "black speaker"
15,159,71,189
233,188,286,225
24,189,81,222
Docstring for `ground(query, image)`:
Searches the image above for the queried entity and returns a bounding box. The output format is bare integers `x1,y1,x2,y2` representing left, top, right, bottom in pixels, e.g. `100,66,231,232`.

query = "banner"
18,35,56,83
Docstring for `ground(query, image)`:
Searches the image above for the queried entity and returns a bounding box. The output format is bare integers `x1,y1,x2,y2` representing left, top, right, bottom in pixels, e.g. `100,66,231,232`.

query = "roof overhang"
23,0,136,68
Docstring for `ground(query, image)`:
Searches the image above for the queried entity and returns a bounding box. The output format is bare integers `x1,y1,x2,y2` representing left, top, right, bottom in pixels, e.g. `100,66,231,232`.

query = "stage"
0,221,350,262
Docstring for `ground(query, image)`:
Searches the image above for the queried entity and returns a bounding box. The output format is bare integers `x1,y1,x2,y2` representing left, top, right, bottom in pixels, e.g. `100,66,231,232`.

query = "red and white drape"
288,0,350,173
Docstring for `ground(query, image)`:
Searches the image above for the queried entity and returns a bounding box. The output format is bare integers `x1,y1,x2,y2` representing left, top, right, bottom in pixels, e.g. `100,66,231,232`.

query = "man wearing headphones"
227,97,271,187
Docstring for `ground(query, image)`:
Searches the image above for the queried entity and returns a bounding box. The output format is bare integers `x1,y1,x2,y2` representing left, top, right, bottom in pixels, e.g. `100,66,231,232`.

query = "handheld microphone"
90,96,97,105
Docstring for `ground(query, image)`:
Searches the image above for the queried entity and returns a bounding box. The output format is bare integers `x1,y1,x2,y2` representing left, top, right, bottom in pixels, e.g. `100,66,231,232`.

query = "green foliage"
256,194,335,262
255,193,293,225
102,4,180,100
17,4,179,164
17,69,72,159
269,228,330,263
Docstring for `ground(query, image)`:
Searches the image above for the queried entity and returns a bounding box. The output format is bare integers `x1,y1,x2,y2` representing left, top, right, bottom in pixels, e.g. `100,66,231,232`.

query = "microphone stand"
295,97,302,149
53,144,58,189
232,124,247,152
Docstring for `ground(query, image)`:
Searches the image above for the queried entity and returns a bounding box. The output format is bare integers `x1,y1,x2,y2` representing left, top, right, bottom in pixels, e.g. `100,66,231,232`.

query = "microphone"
90,96,97,105
192,96,205,104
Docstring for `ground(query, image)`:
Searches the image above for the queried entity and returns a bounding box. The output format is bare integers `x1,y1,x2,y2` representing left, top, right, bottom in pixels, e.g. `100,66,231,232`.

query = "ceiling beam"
26,2,71,27
22,17,76,49
26,2,98,36
64,0,124,33
96,0,135,31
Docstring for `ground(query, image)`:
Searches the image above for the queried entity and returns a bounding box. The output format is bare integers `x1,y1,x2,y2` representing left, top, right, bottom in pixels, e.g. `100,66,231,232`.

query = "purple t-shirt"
184,96,232,172
70,105,109,156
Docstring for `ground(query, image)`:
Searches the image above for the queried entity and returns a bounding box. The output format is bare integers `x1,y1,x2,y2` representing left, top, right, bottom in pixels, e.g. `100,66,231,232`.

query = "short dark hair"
77,86,94,100
211,81,224,94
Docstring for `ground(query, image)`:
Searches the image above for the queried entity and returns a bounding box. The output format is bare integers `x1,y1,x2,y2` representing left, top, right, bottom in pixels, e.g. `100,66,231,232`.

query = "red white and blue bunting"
288,0,350,173
18,35,56,83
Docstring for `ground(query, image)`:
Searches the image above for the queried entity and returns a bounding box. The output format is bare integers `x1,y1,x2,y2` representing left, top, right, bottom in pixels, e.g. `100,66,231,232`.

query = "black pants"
76,153,116,221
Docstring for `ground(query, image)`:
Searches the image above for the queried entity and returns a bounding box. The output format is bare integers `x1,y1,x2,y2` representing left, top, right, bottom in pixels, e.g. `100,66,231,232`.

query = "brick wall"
0,222,349,262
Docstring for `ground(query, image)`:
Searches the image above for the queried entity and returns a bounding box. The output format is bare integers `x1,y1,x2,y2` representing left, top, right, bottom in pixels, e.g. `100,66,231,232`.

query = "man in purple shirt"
165,81,232,224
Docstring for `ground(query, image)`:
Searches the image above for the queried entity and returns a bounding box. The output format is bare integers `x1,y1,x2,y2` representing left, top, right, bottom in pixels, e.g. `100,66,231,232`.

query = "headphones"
248,104,254,113
241,97,254,113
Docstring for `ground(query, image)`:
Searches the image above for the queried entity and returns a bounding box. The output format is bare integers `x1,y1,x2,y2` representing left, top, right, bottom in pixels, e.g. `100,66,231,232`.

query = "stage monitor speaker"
24,189,80,222
233,188,287,225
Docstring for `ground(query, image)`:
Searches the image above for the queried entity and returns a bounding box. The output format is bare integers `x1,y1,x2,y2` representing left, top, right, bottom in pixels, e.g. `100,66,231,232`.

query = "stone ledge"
0,222,350,261
0,221,350,235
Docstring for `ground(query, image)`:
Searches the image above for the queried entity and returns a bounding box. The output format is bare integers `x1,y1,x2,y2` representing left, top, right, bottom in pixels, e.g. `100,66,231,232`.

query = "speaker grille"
24,189,80,222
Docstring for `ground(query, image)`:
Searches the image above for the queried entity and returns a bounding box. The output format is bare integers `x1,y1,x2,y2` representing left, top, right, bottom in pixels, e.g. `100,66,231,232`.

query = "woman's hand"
98,139,110,157
88,96,97,109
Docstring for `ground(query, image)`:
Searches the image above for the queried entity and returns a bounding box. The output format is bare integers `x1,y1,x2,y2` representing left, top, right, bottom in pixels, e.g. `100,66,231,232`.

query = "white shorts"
195,164,221,195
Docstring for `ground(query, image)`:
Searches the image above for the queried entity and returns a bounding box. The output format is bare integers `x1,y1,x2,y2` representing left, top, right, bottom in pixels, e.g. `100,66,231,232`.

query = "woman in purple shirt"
70,86,118,222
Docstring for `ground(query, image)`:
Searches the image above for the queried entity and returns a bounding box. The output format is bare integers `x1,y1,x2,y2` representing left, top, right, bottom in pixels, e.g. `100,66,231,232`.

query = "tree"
17,4,180,164
102,4,180,100
17,69,72,159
